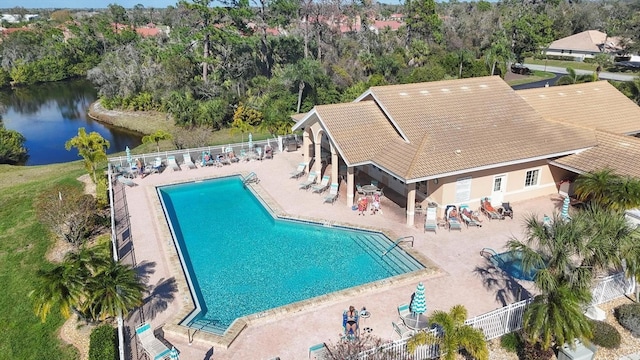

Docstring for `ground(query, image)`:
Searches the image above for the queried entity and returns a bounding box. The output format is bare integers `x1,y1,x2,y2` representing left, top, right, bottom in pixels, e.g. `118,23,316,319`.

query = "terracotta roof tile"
517,81,640,135
552,131,640,178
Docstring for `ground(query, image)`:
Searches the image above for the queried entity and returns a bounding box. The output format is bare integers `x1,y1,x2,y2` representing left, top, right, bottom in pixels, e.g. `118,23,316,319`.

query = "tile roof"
294,76,599,182
547,30,618,52
517,81,640,135
552,131,640,178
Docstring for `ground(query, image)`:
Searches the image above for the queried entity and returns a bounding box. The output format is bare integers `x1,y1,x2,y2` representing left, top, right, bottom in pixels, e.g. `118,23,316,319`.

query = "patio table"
402,313,429,331
361,184,379,195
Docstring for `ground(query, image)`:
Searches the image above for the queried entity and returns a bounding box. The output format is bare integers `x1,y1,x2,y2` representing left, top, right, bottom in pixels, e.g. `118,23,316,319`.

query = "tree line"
1,0,640,137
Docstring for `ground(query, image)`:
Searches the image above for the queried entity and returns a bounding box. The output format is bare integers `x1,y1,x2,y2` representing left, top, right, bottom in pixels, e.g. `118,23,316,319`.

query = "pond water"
1,80,142,165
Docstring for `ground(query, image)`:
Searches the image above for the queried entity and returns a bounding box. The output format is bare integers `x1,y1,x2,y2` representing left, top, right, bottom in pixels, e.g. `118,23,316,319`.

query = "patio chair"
182,153,197,169
392,321,415,339
445,205,463,231
166,156,181,171
290,162,307,179
299,171,318,190
311,175,330,193
342,308,360,340
424,206,437,233
264,145,273,159
480,197,503,220
459,204,482,227
135,323,172,360
323,183,339,204
144,157,163,175
356,184,365,196
117,175,137,187
397,303,411,319
309,342,329,359
500,202,514,219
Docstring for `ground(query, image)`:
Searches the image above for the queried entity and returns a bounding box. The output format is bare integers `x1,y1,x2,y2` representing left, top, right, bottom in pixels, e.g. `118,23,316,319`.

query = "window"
455,176,472,202
524,169,540,187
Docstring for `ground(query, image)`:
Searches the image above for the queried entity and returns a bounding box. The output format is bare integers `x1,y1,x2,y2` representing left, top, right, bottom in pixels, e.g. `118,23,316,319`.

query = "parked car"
511,64,532,75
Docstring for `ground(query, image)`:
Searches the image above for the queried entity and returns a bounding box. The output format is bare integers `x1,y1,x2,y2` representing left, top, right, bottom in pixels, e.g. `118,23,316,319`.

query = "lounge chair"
445,205,463,231
424,206,437,233
182,153,197,169
264,145,273,159
144,157,163,175
397,303,411,319
311,175,330,193
355,184,365,196
459,204,482,227
135,323,171,360
290,162,307,179
166,156,181,171
117,175,137,187
298,171,317,190
480,197,503,220
392,321,415,339
309,342,329,359
342,308,360,339
323,183,339,204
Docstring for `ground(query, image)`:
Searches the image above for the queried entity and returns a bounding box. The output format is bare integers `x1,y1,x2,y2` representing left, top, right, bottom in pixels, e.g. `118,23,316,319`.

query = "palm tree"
574,169,640,210
29,261,87,322
407,304,488,360
283,58,323,113
86,260,145,321
142,129,173,153
65,127,110,184
555,67,597,86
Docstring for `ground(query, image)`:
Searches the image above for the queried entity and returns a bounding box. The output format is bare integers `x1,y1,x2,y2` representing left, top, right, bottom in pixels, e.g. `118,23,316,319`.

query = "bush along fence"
358,272,634,359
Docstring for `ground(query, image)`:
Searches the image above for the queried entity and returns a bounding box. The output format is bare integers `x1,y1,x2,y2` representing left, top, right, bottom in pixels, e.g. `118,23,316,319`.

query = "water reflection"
0,80,142,166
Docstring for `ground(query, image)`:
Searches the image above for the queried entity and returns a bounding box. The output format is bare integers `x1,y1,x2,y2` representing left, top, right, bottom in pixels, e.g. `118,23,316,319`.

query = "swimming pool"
490,251,538,281
157,176,423,334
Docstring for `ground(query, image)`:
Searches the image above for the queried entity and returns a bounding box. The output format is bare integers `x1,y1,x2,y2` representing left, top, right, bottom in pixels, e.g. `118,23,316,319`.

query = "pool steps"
381,236,415,256
350,234,423,275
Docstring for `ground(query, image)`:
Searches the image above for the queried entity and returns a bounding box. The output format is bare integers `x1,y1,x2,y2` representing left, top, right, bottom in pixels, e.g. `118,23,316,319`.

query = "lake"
0,79,142,166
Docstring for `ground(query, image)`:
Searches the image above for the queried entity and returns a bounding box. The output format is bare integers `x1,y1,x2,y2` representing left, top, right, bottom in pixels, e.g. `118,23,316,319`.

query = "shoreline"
88,101,177,136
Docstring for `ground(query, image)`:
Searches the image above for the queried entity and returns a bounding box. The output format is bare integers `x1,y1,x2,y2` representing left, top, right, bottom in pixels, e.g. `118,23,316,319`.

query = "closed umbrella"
248,133,253,150
169,346,179,360
561,196,571,221
125,146,132,167
405,282,429,330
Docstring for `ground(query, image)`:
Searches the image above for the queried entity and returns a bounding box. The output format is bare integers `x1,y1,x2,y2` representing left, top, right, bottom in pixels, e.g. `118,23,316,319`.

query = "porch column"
331,146,338,184
406,183,416,227
315,140,322,175
347,167,355,208
302,131,310,171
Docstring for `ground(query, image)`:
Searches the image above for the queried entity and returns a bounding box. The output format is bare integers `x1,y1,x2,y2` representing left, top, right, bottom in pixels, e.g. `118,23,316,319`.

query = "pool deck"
119,149,562,360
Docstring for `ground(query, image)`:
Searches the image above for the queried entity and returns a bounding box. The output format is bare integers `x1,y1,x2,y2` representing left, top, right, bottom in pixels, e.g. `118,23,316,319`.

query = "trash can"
557,340,597,360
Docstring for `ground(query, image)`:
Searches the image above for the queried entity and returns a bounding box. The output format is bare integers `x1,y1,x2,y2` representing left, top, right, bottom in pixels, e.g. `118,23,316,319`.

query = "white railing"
107,139,278,167
358,272,633,359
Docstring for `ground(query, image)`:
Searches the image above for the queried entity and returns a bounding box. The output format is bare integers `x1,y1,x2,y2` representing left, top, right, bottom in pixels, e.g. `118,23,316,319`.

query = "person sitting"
371,194,381,215
343,305,359,338
357,197,368,216
461,207,482,223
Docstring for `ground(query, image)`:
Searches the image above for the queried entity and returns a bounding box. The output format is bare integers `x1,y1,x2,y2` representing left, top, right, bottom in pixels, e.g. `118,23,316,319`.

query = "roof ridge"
405,131,432,178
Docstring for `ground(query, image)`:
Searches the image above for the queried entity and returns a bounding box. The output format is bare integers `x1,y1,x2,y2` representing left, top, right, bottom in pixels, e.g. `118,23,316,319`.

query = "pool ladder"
381,236,414,257
243,172,259,185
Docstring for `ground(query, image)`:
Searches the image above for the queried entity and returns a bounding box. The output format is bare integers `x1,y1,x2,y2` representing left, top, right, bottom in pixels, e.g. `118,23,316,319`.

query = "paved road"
511,73,562,90
524,63,637,82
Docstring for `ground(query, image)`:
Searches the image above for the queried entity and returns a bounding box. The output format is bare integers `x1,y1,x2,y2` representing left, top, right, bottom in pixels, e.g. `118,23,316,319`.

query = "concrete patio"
116,148,563,360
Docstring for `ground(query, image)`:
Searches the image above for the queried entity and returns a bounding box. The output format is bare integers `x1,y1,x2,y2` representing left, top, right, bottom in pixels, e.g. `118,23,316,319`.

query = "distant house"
369,20,403,33
1,14,20,23
545,30,623,61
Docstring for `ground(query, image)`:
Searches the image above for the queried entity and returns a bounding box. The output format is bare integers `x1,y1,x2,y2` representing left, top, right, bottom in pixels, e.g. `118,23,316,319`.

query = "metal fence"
358,272,634,359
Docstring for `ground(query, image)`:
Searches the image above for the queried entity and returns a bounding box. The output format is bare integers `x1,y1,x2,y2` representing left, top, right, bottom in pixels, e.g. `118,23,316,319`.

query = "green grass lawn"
524,57,599,72
505,71,557,87
0,162,85,359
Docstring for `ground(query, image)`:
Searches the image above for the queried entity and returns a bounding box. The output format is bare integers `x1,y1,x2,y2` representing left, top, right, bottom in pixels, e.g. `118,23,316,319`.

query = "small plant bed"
598,297,640,360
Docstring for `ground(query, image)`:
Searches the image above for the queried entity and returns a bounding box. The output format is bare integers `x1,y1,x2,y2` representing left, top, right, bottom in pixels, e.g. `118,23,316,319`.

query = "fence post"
504,303,513,334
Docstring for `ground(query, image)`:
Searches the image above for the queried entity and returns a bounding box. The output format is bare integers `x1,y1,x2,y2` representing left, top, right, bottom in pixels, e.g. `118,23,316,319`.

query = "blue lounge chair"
299,171,317,190
135,323,171,360
342,308,360,340
323,183,339,204
445,205,463,231
309,342,329,359
311,175,330,193
459,204,481,227
424,206,437,233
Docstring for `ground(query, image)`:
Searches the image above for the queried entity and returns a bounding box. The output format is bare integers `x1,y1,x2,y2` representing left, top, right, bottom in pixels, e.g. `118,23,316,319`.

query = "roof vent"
441,88,450,93
558,93,565,96
419,90,429,95
455,149,462,155
620,142,630,147
399,92,408,96
460,86,470,91
576,90,583,94
479,84,488,88
538,95,546,98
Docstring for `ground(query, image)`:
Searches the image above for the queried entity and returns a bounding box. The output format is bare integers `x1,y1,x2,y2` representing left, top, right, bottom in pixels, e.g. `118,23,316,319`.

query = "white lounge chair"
392,321,415,339
290,162,307,179
182,153,197,169
311,175,330,193
299,171,317,190
309,342,329,359
135,323,171,360
323,183,339,204
166,156,181,171
424,207,437,233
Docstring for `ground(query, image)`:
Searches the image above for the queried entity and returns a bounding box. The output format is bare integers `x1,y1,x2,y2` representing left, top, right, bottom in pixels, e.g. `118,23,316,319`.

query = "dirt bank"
88,101,178,136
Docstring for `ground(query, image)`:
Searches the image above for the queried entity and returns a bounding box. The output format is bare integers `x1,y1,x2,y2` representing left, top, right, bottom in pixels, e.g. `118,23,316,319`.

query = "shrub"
518,340,554,360
614,303,640,337
589,320,621,348
89,324,117,360
500,332,521,353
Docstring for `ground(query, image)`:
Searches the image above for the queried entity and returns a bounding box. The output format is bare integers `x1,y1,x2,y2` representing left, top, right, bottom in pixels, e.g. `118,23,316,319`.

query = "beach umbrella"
561,196,570,221
125,146,132,167
169,346,179,360
201,151,206,167
248,133,253,150
411,282,427,315
225,144,232,154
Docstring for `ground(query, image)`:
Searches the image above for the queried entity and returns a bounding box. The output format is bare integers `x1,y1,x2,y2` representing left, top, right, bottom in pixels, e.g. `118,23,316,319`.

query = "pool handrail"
382,236,414,257
480,247,498,258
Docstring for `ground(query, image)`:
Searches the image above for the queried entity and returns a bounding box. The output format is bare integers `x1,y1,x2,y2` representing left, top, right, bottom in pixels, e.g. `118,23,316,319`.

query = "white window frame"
524,168,541,188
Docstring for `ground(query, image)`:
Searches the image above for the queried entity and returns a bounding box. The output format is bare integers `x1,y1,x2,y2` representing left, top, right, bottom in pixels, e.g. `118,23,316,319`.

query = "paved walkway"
119,149,562,359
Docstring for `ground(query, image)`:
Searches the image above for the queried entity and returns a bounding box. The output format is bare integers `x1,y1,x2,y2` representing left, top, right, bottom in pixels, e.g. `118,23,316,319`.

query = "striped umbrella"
561,196,570,221
169,346,179,360
125,146,132,167
411,282,427,315
248,133,253,150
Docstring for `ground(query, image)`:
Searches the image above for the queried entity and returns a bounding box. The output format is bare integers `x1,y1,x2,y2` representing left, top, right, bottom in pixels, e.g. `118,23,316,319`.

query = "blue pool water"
157,176,423,334
491,251,538,281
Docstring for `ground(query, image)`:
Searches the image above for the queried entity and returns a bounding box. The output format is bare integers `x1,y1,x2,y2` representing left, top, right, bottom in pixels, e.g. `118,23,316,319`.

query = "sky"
1,0,180,8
